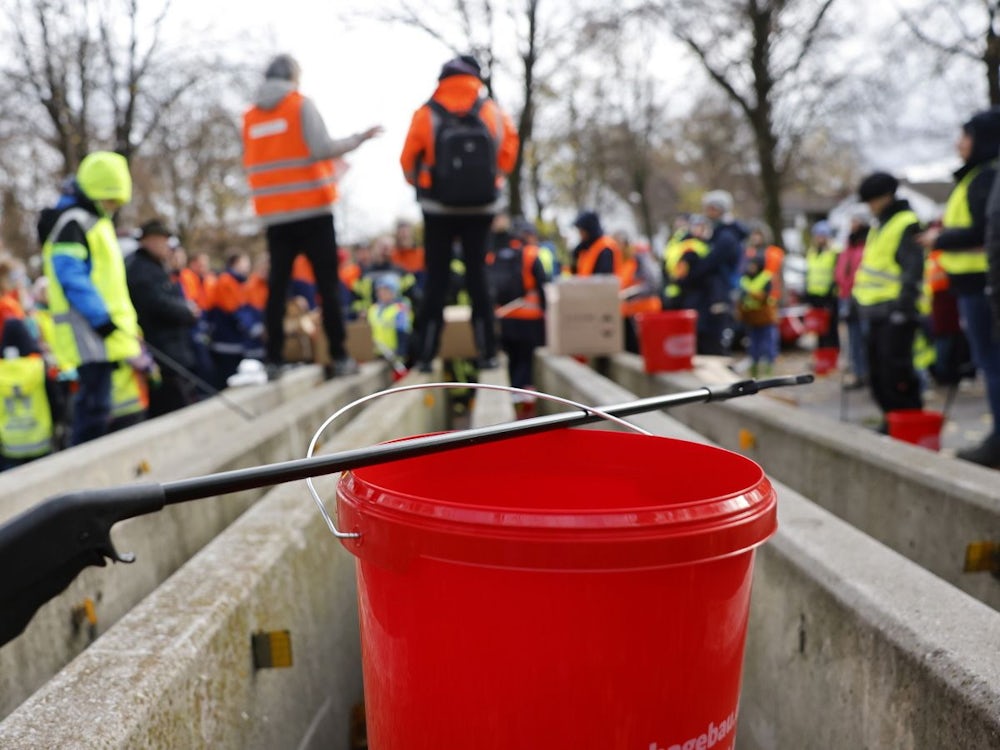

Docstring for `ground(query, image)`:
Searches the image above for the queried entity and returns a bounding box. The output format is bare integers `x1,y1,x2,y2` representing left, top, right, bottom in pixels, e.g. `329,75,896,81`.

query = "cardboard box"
312,314,376,365
437,305,479,360
544,276,623,356
282,303,316,363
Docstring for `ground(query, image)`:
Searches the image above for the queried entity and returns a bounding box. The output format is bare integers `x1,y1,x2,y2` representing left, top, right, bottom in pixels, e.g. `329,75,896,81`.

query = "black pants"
71,361,114,446
149,369,196,418
414,212,496,363
265,214,346,363
866,317,922,416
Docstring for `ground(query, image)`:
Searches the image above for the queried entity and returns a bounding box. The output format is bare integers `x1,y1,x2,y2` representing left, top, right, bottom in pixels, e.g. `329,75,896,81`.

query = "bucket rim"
336,431,777,569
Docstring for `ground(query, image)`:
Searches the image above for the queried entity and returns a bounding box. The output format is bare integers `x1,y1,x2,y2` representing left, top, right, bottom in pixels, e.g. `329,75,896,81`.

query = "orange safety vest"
497,244,544,321
575,235,622,277
210,271,247,314
926,250,950,293
337,259,361,291
243,91,339,219
619,256,663,318
745,245,785,300
245,273,268,311
179,267,213,310
0,292,25,328
292,254,316,285
391,245,426,274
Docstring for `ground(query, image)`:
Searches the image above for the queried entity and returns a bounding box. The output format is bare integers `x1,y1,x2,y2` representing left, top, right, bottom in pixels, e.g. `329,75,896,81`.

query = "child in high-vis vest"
0,350,53,470
367,274,411,375
737,256,779,377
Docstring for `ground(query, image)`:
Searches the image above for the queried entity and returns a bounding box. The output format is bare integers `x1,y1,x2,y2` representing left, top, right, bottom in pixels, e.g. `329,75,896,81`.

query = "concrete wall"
0,363,390,719
0,370,447,749
608,352,1000,612
535,352,1000,749
8,355,1000,748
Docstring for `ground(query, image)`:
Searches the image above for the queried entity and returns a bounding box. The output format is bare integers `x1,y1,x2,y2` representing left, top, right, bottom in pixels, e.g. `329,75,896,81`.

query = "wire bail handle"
305,382,653,540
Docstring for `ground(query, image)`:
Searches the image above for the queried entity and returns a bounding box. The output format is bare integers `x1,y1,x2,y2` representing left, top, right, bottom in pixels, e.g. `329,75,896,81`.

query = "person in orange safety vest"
399,55,519,373
242,53,382,380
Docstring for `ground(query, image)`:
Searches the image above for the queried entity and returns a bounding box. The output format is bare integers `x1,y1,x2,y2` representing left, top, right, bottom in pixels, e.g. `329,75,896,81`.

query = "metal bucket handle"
305,381,652,540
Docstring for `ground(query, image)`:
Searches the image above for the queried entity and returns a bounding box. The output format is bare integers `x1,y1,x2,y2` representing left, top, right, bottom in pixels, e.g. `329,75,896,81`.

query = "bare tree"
2,0,206,170
674,93,760,214
625,0,850,246
0,0,258,256
368,0,586,220
898,1,1000,107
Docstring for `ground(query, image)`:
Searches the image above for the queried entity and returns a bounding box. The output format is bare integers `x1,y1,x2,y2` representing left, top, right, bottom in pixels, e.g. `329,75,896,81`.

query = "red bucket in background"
804,307,830,335
812,346,839,375
337,429,776,750
887,409,944,451
635,309,698,373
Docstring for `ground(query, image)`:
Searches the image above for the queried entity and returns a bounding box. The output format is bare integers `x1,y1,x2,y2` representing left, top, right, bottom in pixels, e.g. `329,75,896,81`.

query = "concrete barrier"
535,351,1000,748
0,363,391,719
607,352,1000,612
0,364,329,524
470,365,517,426
0,369,447,749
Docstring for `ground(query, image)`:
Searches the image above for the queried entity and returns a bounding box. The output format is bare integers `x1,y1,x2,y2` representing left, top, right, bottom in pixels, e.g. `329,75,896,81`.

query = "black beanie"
857,172,898,202
572,210,603,238
265,54,300,81
439,56,482,81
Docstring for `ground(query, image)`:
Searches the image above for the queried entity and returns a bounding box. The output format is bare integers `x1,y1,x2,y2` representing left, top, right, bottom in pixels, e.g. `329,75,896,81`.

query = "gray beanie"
265,54,301,81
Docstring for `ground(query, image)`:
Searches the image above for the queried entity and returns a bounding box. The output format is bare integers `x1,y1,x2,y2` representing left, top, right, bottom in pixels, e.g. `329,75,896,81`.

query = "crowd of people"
1,51,999,472
657,104,1000,470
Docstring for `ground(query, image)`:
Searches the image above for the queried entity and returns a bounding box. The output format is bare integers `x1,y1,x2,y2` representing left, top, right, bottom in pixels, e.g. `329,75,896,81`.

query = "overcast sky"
167,0,473,242
164,0,978,242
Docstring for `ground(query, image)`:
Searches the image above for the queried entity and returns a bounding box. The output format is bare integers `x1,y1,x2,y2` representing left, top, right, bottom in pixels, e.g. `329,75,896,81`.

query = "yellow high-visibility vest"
0,355,52,459
805,245,840,296
42,208,140,368
853,209,920,307
367,302,410,357
938,165,989,275
111,360,148,419
664,237,709,299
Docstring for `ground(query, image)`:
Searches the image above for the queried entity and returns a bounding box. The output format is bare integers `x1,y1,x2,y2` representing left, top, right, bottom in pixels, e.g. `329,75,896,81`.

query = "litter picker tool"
139,338,256,421
0,374,812,647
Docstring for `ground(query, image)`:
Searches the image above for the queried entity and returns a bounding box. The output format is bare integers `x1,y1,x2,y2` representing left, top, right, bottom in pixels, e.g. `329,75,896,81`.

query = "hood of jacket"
36,186,99,245
429,74,484,112
253,79,297,111
957,107,1000,178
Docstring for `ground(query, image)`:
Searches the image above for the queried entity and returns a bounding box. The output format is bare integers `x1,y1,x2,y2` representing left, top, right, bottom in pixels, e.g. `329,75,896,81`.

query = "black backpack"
427,97,498,207
487,245,525,306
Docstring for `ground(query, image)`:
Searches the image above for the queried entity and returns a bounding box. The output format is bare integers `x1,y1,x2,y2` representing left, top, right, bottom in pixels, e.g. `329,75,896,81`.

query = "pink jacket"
835,241,865,300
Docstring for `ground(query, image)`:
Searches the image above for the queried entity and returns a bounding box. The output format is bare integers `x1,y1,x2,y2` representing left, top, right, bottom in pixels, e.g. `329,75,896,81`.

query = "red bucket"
804,307,830,335
635,309,698,373
887,409,944,451
812,346,839,375
337,429,776,750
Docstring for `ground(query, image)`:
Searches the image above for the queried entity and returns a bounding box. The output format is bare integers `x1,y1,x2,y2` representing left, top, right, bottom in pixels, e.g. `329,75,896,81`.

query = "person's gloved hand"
126,351,156,373
94,320,116,338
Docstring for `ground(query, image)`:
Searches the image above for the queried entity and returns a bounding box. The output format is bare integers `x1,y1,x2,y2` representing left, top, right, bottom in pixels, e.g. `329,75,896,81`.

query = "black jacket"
936,109,1000,294
125,247,198,368
984,169,1000,332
